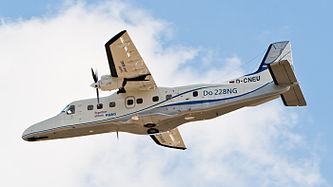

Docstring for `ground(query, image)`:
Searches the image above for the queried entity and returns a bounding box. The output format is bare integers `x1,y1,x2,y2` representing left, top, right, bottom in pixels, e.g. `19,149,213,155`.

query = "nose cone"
22,116,58,142
22,124,38,141
22,128,30,141
22,122,44,141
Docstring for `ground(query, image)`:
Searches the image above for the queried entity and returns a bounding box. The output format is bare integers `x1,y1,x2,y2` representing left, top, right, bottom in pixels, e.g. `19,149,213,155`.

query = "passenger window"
127,99,134,105
125,96,135,108
152,96,159,102
66,105,75,115
166,94,172,100
87,105,93,110
137,98,143,104
97,103,103,109
193,91,198,97
109,102,116,107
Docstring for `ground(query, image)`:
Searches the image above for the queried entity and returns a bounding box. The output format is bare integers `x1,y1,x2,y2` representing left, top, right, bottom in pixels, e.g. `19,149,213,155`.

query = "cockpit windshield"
61,105,69,113
61,104,75,115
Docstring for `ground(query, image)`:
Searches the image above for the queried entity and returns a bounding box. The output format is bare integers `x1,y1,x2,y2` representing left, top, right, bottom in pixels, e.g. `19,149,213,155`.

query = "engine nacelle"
92,75,122,91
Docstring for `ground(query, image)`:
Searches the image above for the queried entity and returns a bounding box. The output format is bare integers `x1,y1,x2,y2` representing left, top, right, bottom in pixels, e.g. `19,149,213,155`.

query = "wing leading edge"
150,128,186,150
105,30,157,92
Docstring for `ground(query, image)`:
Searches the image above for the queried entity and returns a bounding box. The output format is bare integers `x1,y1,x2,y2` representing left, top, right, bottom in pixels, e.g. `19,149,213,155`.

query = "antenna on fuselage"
91,68,100,104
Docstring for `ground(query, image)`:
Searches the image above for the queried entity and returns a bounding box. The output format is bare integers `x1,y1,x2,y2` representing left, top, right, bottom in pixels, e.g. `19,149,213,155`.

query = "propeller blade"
91,68,98,83
116,131,119,140
91,68,100,104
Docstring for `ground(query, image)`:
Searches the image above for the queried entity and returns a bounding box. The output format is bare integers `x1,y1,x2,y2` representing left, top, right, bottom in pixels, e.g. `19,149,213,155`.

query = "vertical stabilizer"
258,41,293,72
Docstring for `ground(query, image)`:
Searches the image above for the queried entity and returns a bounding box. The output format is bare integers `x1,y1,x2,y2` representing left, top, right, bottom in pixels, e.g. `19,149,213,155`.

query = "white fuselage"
22,69,289,141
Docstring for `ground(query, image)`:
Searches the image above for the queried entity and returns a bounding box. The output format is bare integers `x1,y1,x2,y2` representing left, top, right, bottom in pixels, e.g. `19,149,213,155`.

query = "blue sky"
0,0,331,186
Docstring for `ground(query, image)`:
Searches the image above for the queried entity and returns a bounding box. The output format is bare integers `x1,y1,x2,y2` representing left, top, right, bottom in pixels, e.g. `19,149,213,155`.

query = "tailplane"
259,41,307,106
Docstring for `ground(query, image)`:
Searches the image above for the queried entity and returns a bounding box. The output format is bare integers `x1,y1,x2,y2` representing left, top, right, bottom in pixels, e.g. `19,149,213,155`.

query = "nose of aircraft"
22,116,59,141
22,122,45,141
22,126,34,141
22,124,38,141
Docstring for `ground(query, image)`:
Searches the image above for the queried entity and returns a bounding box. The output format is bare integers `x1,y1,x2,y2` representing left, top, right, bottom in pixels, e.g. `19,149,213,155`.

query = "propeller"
91,68,100,104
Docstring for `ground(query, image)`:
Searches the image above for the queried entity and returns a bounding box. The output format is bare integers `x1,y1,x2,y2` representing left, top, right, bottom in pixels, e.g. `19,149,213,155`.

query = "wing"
150,128,186,150
105,30,157,91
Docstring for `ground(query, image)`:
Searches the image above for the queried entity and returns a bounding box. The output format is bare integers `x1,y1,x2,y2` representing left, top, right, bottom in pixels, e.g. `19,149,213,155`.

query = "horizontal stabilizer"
268,60,306,106
150,128,186,150
281,83,306,106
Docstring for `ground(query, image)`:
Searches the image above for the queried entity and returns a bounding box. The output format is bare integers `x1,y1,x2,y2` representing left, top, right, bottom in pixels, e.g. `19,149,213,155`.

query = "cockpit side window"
66,105,75,115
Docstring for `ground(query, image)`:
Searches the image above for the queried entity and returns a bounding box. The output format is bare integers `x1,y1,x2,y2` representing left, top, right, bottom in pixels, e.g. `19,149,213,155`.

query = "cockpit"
61,104,75,115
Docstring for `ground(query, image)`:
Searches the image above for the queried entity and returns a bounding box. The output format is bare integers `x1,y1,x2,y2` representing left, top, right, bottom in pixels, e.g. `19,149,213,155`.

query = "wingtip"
105,30,127,46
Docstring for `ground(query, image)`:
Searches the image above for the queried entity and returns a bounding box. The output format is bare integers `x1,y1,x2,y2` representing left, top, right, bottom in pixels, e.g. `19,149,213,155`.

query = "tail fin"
258,41,293,72
260,41,307,106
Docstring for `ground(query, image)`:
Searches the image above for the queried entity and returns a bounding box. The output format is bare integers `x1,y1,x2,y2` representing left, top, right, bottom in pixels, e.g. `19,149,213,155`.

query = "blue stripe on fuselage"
158,81,272,108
